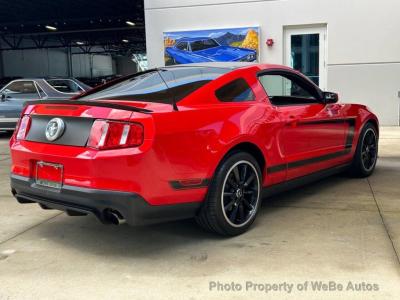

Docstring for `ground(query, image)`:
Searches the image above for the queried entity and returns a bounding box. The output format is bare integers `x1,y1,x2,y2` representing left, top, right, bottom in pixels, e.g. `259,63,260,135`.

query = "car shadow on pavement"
33,173,354,258
33,156,396,259
262,174,347,209
36,214,222,258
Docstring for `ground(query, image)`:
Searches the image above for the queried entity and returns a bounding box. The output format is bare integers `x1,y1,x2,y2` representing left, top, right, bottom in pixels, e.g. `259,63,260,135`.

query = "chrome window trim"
44,79,85,95
34,81,48,99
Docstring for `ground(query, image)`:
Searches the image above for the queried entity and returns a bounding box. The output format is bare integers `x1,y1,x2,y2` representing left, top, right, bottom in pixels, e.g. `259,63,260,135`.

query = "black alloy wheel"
361,128,378,172
195,152,262,236
221,160,260,228
349,123,378,177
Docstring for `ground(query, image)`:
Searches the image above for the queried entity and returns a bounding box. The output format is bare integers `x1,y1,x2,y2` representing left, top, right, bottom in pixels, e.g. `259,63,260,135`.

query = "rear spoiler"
23,100,152,114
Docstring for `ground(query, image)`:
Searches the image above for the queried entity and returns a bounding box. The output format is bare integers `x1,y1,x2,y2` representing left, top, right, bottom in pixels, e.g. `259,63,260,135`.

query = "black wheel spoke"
227,176,237,189
367,154,372,167
238,204,245,221
224,200,235,211
366,133,374,145
229,205,239,222
233,166,241,184
242,198,254,210
365,157,370,168
240,164,247,183
244,173,255,187
224,192,234,197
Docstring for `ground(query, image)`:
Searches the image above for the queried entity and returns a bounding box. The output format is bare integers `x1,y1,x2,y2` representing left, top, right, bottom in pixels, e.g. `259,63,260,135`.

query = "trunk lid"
23,100,158,147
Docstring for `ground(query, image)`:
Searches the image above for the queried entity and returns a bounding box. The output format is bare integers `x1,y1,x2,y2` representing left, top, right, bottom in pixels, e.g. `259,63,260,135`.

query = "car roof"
7,77,79,81
161,62,292,72
162,62,257,70
176,37,213,42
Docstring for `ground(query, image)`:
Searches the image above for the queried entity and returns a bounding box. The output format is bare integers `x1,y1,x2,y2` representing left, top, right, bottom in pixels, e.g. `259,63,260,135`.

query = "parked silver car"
0,78,91,131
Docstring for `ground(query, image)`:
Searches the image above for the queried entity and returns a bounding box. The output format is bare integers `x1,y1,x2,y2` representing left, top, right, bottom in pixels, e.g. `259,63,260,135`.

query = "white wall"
145,0,400,125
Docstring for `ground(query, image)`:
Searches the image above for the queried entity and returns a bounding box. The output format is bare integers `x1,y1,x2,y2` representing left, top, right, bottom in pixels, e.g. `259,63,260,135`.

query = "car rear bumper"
11,174,201,226
11,139,208,206
0,118,18,130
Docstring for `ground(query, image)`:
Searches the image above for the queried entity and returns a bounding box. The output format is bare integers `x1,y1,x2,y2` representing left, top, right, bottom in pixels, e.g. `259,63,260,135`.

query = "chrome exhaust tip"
104,209,126,225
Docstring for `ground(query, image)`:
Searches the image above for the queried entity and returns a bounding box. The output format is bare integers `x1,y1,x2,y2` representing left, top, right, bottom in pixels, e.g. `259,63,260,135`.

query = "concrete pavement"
0,128,399,300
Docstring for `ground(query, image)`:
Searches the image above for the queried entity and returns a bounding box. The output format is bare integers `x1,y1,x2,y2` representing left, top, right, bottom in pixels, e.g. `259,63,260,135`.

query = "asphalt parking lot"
0,128,399,300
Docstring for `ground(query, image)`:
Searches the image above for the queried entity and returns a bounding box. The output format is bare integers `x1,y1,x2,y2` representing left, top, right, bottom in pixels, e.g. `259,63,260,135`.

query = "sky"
164,26,259,40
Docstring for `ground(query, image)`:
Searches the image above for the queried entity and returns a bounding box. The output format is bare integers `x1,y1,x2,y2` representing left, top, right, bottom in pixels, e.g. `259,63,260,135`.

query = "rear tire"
349,123,378,177
196,152,262,236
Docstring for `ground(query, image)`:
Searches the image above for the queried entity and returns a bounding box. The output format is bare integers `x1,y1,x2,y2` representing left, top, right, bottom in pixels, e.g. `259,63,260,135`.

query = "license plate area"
35,161,63,189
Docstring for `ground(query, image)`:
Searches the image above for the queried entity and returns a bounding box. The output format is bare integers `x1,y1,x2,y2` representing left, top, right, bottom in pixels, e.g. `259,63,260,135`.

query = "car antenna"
156,68,178,111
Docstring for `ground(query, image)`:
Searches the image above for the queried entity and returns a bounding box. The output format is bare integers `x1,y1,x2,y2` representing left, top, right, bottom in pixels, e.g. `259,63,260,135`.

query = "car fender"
338,103,379,156
204,118,270,181
211,135,267,176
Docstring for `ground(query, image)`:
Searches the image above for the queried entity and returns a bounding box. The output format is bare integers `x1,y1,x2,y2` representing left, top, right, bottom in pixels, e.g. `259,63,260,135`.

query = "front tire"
350,123,378,177
196,152,262,236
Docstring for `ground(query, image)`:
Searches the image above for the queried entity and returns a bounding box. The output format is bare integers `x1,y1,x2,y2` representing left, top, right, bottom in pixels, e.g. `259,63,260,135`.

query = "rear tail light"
16,115,32,141
87,120,144,150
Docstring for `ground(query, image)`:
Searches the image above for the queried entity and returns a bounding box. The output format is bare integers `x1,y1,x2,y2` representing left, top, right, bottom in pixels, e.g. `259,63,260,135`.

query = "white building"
145,0,400,125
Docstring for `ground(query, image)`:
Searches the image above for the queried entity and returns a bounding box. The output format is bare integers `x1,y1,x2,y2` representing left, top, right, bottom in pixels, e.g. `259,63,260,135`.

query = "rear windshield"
46,79,83,93
78,66,231,104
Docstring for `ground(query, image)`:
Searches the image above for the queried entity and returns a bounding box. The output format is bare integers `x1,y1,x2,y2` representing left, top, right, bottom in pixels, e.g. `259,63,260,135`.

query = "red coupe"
10,63,379,236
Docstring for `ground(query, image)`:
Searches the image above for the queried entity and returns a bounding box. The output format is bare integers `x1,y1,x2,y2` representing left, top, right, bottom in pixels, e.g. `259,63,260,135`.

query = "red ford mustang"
9,63,379,236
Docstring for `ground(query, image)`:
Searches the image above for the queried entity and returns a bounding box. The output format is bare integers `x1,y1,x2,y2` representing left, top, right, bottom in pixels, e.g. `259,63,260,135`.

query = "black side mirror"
323,91,339,104
0,93,5,102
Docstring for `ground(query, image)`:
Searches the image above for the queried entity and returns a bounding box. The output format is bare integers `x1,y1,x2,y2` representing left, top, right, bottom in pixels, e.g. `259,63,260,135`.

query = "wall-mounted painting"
163,27,260,66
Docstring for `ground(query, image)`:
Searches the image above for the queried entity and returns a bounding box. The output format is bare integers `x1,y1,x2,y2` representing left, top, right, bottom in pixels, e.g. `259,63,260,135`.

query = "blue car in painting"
165,37,257,65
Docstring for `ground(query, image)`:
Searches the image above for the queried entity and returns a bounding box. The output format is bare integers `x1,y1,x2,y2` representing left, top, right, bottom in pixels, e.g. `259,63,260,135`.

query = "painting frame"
163,26,260,66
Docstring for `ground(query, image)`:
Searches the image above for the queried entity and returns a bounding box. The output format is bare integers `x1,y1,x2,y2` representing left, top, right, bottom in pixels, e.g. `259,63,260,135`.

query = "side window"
3,82,23,94
258,73,319,105
46,79,83,93
215,78,255,102
190,39,219,52
2,81,39,99
4,81,36,94
176,42,189,51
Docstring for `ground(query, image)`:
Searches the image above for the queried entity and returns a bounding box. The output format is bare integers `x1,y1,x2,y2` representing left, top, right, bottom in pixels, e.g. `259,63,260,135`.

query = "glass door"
284,26,327,90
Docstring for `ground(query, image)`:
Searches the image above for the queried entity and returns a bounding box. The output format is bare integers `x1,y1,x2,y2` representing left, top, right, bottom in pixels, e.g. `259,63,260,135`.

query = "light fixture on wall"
45,25,57,31
266,38,274,47
126,21,136,26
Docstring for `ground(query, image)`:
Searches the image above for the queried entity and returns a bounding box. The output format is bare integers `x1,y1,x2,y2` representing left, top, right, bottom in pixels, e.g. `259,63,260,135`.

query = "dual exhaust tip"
103,209,126,225
17,193,127,225
67,208,126,225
